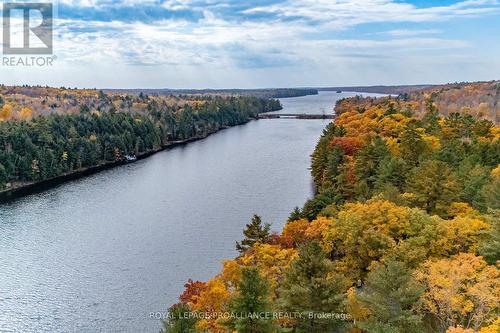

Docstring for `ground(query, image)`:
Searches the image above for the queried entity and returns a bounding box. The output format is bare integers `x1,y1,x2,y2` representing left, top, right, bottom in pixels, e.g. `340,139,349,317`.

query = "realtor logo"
2,2,53,54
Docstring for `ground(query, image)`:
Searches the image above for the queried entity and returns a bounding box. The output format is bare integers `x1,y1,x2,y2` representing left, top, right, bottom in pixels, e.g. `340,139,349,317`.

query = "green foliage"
279,241,348,333
236,215,271,253
301,188,340,221
0,96,280,188
160,303,197,333
354,136,391,192
357,259,425,333
226,268,275,333
406,160,459,217
479,210,500,264
288,206,302,222
0,163,6,188
399,121,426,166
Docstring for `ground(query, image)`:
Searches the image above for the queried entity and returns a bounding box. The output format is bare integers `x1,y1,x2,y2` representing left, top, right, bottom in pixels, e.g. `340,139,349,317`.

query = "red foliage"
267,231,282,246
179,279,207,305
280,220,310,248
330,137,363,156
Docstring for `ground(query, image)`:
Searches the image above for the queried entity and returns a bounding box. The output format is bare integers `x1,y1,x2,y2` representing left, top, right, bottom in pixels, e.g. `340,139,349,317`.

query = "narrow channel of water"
0,91,359,332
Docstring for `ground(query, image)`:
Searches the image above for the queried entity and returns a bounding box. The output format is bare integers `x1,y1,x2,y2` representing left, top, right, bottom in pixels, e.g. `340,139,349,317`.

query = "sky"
1,0,500,88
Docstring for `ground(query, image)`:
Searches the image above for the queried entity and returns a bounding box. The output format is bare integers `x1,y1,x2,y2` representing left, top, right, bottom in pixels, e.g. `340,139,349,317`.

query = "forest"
0,88,281,191
163,82,500,333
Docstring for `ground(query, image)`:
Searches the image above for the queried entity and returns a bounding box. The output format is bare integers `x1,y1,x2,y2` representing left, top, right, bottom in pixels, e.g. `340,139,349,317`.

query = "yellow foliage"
325,199,416,277
422,134,441,152
0,104,13,121
385,137,400,156
191,278,230,332
447,202,478,218
491,165,500,179
239,243,297,293
17,107,33,120
379,114,410,138
479,317,500,333
219,260,241,289
416,253,500,331
304,216,332,241
446,327,474,333
432,216,490,256
346,287,371,321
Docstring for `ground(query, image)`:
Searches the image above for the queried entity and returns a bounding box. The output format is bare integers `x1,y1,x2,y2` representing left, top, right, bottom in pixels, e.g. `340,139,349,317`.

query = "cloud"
379,29,442,36
2,0,499,87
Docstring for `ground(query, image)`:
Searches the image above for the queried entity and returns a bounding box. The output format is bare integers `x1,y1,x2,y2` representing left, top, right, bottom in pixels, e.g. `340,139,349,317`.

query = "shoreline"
0,124,238,203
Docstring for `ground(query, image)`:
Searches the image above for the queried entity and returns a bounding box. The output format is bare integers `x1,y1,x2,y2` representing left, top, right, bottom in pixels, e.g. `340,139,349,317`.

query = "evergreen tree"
226,268,275,333
406,160,459,217
374,156,407,192
355,136,390,190
357,259,424,333
279,241,348,333
288,207,302,222
400,121,426,166
422,99,440,133
478,210,500,264
325,145,345,185
236,215,271,253
160,303,197,333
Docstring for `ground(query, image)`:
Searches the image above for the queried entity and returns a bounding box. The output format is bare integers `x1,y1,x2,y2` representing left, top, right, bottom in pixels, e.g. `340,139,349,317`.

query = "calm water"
0,91,354,332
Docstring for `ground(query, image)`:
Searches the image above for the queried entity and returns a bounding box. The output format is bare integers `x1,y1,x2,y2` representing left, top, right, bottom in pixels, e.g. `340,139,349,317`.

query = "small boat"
336,90,342,93
124,154,137,162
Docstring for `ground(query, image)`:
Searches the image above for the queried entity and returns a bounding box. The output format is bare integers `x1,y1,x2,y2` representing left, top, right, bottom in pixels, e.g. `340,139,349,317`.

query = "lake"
0,91,366,332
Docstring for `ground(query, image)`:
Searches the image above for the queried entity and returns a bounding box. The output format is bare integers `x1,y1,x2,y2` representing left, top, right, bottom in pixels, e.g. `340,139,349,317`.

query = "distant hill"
334,80,500,123
103,88,319,99
318,85,434,95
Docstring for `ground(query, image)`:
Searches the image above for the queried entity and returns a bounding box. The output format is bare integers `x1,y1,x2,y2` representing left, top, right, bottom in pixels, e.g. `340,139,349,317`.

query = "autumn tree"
279,241,348,333
236,215,271,253
415,253,500,332
17,107,33,120
190,278,230,332
0,104,13,121
325,199,431,278
226,268,275,333
179,279,207,306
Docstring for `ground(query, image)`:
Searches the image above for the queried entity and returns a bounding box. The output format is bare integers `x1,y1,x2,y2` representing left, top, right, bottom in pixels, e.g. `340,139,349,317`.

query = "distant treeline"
334,81,499,123
104,88,319,99
0,94,281,190
319,85,434,95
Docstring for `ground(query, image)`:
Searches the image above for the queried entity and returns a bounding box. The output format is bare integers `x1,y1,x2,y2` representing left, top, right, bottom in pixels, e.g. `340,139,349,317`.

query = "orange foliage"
280,219,309,248
179,279,207,306
330,137,364,156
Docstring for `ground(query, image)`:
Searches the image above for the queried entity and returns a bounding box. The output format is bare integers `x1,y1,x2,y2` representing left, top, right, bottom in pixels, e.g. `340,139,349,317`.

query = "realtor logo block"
3,2,53,55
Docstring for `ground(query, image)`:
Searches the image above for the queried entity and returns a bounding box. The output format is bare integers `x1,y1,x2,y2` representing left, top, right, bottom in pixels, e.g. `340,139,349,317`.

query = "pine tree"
400,121,426,166
236,215,271,253
422,99,440,133
160,303,197,333
288,207,302,222
226,268,275,333
355,136,390,190
279,241,348,333
479,210,500,264
356,259,424,333
406,160,459,217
